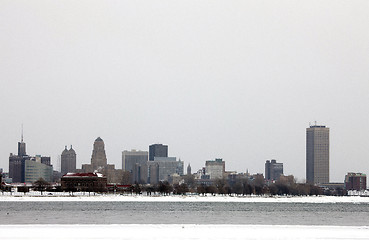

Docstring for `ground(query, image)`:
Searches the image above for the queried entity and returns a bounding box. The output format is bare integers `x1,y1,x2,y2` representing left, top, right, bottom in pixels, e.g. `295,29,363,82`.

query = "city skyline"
2,123,368,184
1,1,368,183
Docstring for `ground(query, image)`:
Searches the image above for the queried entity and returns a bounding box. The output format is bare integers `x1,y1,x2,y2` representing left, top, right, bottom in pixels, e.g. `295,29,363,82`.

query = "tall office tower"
306,124,329,184
9,133,30,183
149,144,168,161
61,145,77,175
265,159,283,181
91,137,108,170
18,127,26,156
122,150,148,172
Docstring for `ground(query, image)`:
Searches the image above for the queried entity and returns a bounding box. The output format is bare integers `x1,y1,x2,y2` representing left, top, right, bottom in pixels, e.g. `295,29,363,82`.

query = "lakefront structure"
306,124,330,184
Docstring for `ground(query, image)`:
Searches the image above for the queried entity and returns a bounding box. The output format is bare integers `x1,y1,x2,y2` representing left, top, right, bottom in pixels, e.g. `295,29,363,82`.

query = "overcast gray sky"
1,0,368,182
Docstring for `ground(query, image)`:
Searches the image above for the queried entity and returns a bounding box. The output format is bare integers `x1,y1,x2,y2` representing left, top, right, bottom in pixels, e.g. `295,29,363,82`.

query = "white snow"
0,224,368,240
1,192,369,203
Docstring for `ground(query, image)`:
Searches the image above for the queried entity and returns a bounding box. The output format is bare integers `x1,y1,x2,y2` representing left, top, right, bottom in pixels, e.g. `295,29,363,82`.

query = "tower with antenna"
18,124,26,156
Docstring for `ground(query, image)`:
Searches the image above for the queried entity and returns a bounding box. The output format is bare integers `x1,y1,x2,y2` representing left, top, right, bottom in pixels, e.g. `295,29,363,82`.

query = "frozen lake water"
1,224,369,240
1,195,369,239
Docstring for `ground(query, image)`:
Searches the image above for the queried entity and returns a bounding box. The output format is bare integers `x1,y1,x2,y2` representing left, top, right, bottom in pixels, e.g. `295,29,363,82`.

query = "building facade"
80,137,124,184
91,137,108,169
24,156,53,183
61,172,107,192
82,137,115,172
143,157,184,184
61,146,76,175
205,158,225,179
122,150,148,172
306,125,329,184
344,172,366,191
149,144,168,161
265,159,283,181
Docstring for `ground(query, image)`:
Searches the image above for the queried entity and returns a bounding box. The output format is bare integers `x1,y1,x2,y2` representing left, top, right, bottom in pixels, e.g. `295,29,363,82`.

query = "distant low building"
61,172,107,192
265,159,283,181
144,157,184,184
344,173,366,191
205,158,225,179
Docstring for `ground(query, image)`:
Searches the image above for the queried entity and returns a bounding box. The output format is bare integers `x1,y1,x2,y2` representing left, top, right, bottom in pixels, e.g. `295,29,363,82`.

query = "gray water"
1,201,369,226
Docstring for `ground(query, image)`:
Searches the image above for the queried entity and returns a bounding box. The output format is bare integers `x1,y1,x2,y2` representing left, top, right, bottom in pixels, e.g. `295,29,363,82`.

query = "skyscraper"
61,145,77,175
122,150,148,172
81,137,117,183
122,150,148,184
91,137,107,170
306,124,329,184
149,144,168,161
9,133,29,183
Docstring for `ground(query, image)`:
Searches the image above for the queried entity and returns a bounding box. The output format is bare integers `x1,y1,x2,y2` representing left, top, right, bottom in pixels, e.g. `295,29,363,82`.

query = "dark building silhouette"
149,144,168,161
187,163,192,175
61,145,77,175
9,154,28,183
265,159,283,181
61,172,107,192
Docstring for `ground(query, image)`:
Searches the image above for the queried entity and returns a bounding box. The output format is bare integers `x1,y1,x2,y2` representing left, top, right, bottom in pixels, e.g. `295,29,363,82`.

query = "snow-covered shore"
1,224,369,240
1,192,369,203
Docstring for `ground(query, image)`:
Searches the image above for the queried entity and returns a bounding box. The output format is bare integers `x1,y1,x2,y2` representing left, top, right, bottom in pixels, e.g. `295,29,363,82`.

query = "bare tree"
33,178,50,195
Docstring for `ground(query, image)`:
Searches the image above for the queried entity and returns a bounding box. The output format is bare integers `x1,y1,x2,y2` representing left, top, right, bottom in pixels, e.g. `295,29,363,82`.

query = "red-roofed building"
61,172,107,192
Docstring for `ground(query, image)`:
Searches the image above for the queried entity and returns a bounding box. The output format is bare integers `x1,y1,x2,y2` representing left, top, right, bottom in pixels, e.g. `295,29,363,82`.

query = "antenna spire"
21,124,24,142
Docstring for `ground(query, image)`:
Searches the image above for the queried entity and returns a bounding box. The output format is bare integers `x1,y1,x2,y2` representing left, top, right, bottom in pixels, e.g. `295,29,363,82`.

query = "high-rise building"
80,137,122,184
122,150,148,184
61,146,77,175
91,137,108,170
306,124,329,184
122,150,148,172
265,159,283,181
9,134,30,183
149,144,168,161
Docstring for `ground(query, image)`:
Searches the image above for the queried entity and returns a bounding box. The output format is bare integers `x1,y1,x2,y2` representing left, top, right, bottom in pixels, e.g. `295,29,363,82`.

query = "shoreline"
1,193,369,203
